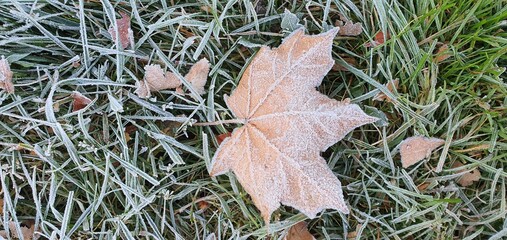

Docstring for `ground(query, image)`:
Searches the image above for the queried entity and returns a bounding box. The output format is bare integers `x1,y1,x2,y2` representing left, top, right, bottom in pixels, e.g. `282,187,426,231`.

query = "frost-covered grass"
0,0,506,239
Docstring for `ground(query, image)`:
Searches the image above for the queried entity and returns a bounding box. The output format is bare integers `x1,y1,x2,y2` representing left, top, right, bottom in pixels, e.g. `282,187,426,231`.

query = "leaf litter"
335,15,362,36
135,59,210,98
108,12,133,49
71,91,92,111
399,136,445,168
373,79,399,102
452,162,481,187
209,28,377,223
0,55,14,93
284,222,315,240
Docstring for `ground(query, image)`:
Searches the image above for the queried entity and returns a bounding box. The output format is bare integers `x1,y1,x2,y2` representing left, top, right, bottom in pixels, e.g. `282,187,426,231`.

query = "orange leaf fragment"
399,136,445,168
452,162,481,187
216,132,232,145
71,91,92,111
108,12,133,49
435,44,451,63
364,31,390,47
185,58,210,95
210,28,377,223
373,79,399,102
335,16,362,36
0,55,14,93
135,59,210,98
0,221,38,240
135,64,180,98
285,222,315,240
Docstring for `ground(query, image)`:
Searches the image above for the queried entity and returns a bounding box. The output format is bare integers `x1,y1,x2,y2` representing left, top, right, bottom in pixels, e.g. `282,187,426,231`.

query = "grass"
0,0,506,239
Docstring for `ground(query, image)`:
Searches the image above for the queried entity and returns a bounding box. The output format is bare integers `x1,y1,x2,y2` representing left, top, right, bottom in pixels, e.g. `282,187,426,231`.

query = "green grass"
0,0,506,239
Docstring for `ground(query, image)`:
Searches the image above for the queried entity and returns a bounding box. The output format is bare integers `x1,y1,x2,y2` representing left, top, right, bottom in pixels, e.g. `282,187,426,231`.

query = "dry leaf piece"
210,28,377,223
108,12,133,48
71,91,92,111
452,162,481,186
373,79,399,102
0,55,14,93
435,44,451,63
135,64,181,98
399,136,445,168
365,31,390,47
185,58,210,95
0,221,38,240
335,16,362,36
285,222,315,240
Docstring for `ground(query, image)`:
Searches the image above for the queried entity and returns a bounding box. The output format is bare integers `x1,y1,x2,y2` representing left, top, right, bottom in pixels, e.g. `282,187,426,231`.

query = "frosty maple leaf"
210,28,377,222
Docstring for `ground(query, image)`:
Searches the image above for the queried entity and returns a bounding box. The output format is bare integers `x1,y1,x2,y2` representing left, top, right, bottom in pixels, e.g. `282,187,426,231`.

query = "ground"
0,0,506,239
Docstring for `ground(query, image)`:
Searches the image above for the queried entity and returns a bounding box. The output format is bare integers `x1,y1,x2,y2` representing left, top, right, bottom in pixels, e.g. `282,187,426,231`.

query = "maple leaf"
108,12,133,49
0,55,14,93
399,136,445,168
210,28,377,222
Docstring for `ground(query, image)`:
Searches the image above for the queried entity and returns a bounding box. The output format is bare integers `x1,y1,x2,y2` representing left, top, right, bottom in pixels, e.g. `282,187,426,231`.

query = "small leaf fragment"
108,12,133,48
335,16,362,36
435,44,451,63
399,136,445,168
0,55,14,93
364,31,390,47
71,91,92,112
185,58,210,95
284,222,315,240
373,79,399,102
0,221,38,240
135,64,181,98
452,162,481,187
216,132,232,145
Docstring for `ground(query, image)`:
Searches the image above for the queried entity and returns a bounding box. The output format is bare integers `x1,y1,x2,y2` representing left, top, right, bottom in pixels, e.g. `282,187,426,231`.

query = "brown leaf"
335,16,362,36
364,31,390,47
135,64,181,98
0,198,3,214
0,221,37,239
347,224,363,239
108,12,133,49
185,58,210,95
452,162,481,187
332,57,357,72
373,79,399,102
435,44,451,63
210,28,377,223
399,136,445,168
71,91,92,111
216,132,232,145
0,55,14,93
284,222,315,240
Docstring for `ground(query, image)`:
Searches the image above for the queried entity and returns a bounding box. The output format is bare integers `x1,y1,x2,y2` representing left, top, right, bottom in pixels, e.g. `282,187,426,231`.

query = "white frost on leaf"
0,55,14,93
185,58,210,95
209,28,377,223
399,136,445,168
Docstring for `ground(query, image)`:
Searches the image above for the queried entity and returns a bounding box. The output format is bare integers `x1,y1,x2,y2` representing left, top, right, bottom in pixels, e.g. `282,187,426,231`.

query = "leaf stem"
193,118,246,126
